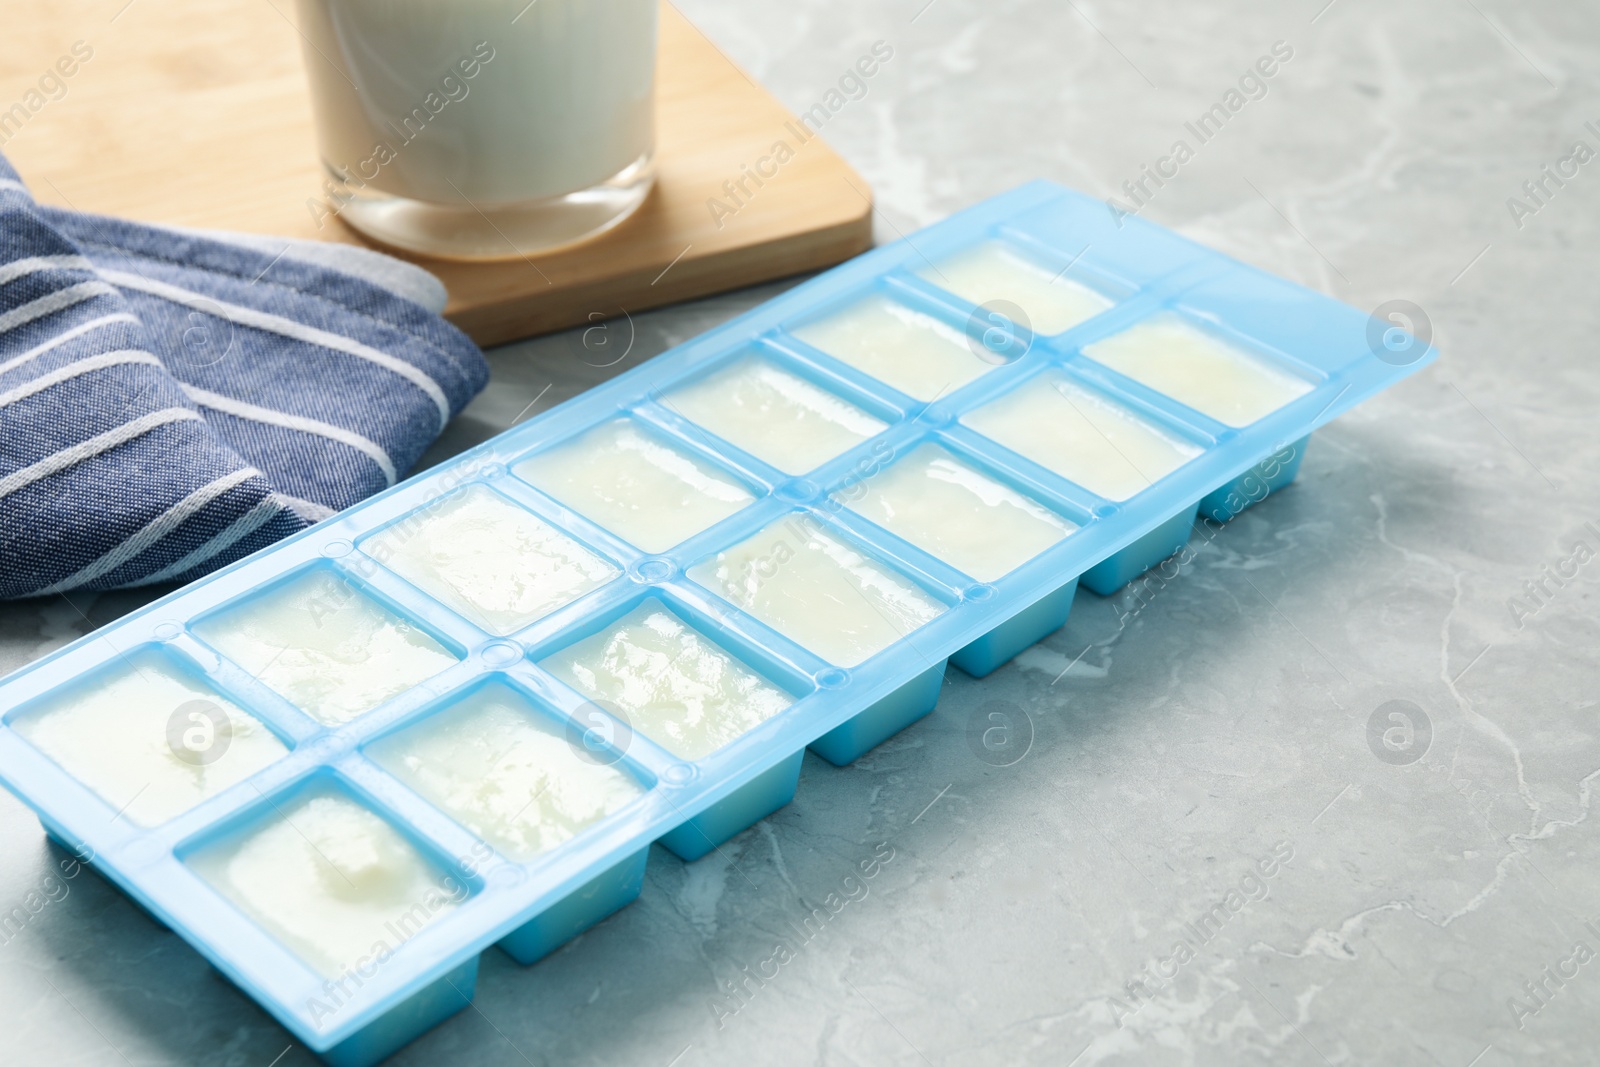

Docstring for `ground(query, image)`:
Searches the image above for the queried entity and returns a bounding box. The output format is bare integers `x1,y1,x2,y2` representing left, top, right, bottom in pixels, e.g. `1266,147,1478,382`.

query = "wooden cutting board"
0,1,873,346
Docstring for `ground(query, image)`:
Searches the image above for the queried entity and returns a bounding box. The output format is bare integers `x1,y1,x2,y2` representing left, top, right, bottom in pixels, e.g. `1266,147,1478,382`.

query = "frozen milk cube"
542,601,793,761
963,371,1202,501
365,485,617,635
12,650,287,827
367,683,643,861
193,569,458,727
920,240,1113,335
689,516,945,667
843,443,1076,582
187,789,464,978
514,419,753,553
790,293,995,401
1082,312,1313,427
663,357,886,474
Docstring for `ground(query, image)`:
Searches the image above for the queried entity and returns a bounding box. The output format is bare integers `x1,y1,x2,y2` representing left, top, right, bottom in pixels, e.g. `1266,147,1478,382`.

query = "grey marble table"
4,1,1598,1064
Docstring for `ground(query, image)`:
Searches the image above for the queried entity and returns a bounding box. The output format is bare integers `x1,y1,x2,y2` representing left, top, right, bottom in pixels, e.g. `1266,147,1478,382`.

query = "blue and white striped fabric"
0,157,489,599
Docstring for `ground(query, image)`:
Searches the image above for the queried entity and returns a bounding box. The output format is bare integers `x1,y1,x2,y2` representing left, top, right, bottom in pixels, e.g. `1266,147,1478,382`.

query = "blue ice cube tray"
0,180,1434,1065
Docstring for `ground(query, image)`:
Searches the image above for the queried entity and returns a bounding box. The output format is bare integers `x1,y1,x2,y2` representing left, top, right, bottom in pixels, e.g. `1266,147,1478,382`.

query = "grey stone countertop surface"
3,1,1598,1064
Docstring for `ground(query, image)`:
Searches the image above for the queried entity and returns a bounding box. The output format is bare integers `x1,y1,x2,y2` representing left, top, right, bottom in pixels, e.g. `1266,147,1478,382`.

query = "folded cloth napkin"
0,156,489,599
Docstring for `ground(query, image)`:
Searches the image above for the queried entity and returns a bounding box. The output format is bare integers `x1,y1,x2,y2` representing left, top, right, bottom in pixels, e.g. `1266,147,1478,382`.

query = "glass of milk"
295,0,658,258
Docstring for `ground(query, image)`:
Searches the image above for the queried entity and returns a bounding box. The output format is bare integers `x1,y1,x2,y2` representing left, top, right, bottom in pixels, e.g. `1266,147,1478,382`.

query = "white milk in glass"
1083,313,1313,427
299,0,655,202
921,241,1113,335
13,651,287,827
963,371,1202,501
689,517,945,667
791,294,995,401
542,601,792,761
514,420,753,553
368,684,643,860
194,570,457,726
188,790,464,977
664,357,886,474
366,485,617,635
844,444,1076,582
295,0,656,255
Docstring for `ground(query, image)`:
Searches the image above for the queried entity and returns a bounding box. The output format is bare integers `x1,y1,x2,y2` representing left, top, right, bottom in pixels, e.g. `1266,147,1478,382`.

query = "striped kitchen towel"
0,157,489,599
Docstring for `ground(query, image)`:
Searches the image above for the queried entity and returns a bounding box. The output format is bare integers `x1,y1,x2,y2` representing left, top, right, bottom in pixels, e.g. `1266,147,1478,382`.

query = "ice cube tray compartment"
0,180,1435,1065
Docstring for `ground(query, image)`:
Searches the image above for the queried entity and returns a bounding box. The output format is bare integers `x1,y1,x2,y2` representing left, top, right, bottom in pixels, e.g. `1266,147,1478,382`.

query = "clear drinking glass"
295,0,657,260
